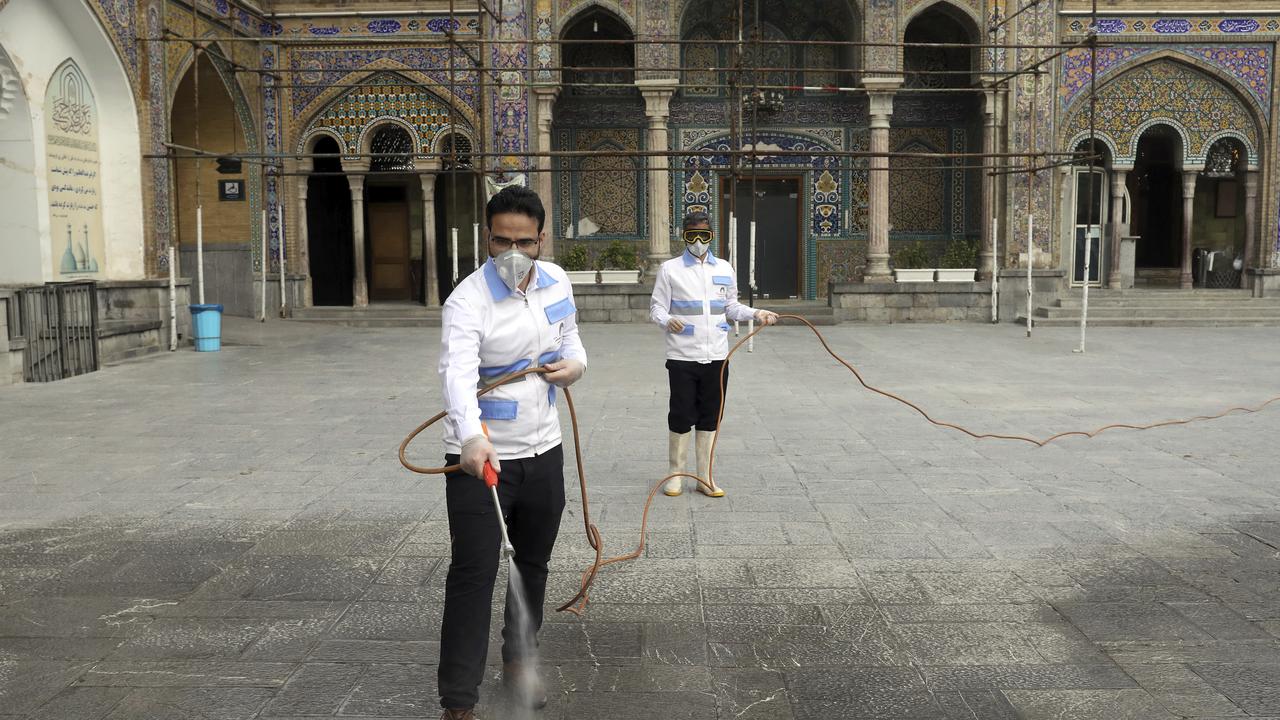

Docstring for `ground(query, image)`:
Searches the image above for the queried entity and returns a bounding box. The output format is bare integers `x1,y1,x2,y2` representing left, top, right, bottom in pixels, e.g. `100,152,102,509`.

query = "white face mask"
687,240,711,258
495,248,534,291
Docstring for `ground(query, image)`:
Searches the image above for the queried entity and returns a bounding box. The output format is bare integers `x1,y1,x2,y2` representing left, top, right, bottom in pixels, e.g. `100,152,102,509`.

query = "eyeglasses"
490,237,540,251
682,229,713,244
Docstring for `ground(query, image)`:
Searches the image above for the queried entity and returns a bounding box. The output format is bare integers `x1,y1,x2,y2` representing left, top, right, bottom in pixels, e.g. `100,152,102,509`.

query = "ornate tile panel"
1067,16,1280,36
1061,58,1261,165
287,48,480,120
1061,45,1272,118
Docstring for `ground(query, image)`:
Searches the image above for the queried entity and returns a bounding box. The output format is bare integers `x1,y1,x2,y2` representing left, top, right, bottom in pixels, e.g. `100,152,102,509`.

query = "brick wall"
172,56,252,249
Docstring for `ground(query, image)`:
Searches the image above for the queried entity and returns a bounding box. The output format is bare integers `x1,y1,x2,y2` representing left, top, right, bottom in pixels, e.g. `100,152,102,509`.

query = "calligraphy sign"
44,60,104,278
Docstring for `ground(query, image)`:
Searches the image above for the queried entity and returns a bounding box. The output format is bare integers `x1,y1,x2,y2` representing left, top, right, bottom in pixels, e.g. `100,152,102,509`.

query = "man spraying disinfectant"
437,186,587,720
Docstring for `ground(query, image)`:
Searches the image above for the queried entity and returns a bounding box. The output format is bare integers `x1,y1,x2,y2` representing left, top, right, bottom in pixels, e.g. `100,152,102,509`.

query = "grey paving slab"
1190,663,1280,715
5,320,1280,718
25,686,131,720
1003,689,1180,719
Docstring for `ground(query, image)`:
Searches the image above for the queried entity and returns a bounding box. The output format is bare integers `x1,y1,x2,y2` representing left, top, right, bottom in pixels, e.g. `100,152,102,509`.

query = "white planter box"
935,268,976,282
566,270,598,284
893,268,936,282
598,269,640,284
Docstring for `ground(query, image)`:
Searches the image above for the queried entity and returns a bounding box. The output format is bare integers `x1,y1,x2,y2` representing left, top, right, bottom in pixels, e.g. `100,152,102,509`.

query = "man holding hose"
650,210,778,498
437,186,587,719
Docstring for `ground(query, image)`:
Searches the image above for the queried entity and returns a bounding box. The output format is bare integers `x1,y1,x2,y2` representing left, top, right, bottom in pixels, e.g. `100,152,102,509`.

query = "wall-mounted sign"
44,59,104,278
219,179,245,201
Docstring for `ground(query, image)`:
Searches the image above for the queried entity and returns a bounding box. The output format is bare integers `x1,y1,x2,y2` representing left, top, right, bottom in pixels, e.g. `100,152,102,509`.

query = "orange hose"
400,314,1280,614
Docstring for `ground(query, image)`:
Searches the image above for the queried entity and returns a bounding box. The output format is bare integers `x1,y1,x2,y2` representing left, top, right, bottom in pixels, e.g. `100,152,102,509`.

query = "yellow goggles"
682,229,713,244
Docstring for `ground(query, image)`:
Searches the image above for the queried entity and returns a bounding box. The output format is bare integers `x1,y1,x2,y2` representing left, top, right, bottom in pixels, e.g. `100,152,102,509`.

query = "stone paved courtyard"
3,318,1280,719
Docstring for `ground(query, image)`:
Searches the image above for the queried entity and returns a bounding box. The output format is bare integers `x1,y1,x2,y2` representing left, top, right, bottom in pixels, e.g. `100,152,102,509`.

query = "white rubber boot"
695,430,725,497
664,431,691,496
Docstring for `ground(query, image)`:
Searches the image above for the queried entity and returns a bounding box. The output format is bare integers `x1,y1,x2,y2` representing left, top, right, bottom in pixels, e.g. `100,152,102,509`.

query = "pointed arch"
1063,131,1123,167
358,116,422,157
0,42,41,283
299,127,345,156
292,59,480,135
902,0,983,39
299,69,477,157
1060,56,1263,166
556,0,637,36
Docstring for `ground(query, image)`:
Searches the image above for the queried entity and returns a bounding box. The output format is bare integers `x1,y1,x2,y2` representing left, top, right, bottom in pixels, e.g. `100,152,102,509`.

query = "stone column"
1107,169,1128,289
347,173,369,307
533,87,559,260
1180,170,1198,289
1177,169,1198,286
288,158,313,307
864,85,897,282
1243,169,1259,288
978,87,998,280
420,173,441,306
637,79,679,272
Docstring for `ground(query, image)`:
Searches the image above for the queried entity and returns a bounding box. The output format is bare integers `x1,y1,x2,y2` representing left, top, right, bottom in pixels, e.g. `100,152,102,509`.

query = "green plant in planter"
559,244,590,272
891,241,932,269
596,240,639,271
939,237,979,269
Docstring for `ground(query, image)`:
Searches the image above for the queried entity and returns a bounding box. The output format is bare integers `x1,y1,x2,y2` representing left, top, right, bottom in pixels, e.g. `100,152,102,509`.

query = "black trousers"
666,359,729,433
438,445,566,710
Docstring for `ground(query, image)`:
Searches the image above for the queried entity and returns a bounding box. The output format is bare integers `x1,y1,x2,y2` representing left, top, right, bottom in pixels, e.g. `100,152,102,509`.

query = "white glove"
460,434,500,479
666,318,685,333
543,358,585,387
754,310,779,326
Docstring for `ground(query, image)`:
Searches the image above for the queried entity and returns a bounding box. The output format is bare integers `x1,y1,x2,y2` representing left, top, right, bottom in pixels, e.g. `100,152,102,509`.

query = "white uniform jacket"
439,258,587,460
649,249,757,363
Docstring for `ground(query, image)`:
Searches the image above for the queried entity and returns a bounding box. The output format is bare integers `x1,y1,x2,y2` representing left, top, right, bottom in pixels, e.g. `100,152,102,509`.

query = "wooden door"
368,201,411,301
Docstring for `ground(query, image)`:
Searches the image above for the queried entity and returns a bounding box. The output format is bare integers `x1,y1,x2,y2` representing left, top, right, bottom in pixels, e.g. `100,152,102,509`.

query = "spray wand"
481,424,515,559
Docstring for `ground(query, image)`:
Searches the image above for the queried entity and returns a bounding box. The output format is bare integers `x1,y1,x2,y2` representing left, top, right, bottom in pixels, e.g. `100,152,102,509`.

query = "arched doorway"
1129,126,1183,282
895,3,983,266
1060,58,1265,288
170,51,253,313
2,0,145,281
306,135,353,306
0,43,40,284
364,124,417,303
673,0,860,299
1194,137,1250,288
553,6,646,273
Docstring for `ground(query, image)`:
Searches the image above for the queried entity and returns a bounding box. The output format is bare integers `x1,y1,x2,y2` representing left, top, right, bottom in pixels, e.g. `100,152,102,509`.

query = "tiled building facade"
2,0,1278,311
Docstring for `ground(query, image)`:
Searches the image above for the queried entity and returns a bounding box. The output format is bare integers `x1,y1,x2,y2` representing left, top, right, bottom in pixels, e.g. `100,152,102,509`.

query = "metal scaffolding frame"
146,0,1104,330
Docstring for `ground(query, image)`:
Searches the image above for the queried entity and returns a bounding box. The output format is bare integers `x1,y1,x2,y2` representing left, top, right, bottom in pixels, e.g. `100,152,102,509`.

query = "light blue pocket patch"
712,275,732,286
544,297,576,324
478,398,518,421
717,322,731,332
678,324,695,336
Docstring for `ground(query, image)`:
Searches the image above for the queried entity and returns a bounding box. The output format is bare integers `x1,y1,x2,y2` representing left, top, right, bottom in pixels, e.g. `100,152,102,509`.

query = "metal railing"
16,282,99,382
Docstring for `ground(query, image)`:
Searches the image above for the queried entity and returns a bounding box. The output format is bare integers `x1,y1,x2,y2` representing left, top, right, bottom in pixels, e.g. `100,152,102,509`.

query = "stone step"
753,303,837,326
291,316,442,328
1054,297,1274,309
1018,316,1280,328
1036,306,1280,319
292,305,441,319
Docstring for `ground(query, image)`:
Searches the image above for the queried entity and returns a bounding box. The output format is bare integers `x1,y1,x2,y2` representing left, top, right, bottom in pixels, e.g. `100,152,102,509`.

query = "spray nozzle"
481,424,516,558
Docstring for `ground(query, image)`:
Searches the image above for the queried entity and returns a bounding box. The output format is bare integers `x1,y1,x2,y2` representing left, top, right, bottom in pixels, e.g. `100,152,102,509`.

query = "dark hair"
682,210,711,230
486,185,545,232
